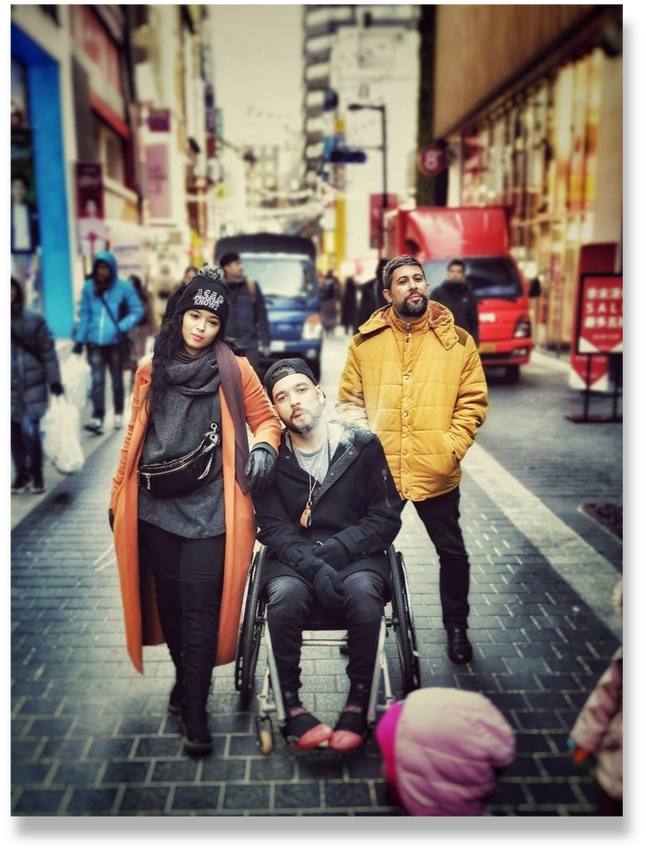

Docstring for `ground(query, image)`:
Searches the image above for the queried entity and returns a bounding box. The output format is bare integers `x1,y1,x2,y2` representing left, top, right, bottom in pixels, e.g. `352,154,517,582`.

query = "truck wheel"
504,365,520,384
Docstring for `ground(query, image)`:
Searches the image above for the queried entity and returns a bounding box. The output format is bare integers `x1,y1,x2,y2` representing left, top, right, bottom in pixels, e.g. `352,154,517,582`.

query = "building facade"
301,4,419,273
433,4,622,351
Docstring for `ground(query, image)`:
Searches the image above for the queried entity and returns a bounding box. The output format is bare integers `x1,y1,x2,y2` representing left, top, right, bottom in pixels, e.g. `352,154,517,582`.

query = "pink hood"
384,688,515,816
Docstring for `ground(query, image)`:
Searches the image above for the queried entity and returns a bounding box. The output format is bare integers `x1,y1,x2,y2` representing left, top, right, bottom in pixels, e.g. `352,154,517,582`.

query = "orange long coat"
110,356,282,674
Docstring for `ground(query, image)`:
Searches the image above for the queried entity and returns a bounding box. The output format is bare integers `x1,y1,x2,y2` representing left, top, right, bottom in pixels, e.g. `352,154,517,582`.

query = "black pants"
594,780,623,816
87,343,124,420
409,486,470,629
138,520,226,711
11,412,43,479
265,571,387,699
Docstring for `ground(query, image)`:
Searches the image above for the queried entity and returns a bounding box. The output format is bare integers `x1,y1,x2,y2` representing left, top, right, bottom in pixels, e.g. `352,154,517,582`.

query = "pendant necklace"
292,427,330,528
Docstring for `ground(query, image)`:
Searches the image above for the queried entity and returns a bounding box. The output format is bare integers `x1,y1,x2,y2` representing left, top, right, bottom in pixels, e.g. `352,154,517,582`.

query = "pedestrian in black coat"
253,358,402,753
11,278,64,494
355,258,389,332
341,277,357,334
430,259,480,345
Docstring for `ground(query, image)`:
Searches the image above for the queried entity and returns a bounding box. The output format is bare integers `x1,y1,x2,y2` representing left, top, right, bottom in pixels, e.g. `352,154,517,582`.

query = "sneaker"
11,473,32,494
114,415,123,430
30,475,46,494
84,418,104,435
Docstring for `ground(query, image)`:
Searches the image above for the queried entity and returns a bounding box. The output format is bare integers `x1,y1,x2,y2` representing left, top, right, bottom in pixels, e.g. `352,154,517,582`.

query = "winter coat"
336,302,488,502
391,688,515,816
253,422,402,590
431,280,480,346
11,308,61,422
570,647,623,800
225,278,271,351
75,251,144,347
109,355,282,673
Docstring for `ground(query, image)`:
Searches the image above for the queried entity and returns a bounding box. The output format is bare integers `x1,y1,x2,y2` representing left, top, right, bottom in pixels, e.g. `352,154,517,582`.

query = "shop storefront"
450,44,621,352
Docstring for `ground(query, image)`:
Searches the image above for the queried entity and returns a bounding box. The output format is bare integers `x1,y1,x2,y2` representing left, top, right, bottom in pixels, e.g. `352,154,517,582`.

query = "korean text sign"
576,274,623,354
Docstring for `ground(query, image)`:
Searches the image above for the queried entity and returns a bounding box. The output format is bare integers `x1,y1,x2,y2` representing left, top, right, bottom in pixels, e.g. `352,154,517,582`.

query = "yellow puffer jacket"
336,302,488,502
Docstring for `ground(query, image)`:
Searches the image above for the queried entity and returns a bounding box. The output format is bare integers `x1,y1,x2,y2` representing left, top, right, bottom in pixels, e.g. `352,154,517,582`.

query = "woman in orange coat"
109,266,281,756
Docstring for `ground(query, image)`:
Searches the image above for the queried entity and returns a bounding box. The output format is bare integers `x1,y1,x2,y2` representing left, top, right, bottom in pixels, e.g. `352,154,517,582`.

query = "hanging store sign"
418,144,446,177
76,162,107,257
145,143,171,219
576,274,623,354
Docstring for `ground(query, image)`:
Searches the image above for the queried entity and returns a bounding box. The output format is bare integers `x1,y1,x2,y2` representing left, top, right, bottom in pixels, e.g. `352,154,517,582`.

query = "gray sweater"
138,350,225,539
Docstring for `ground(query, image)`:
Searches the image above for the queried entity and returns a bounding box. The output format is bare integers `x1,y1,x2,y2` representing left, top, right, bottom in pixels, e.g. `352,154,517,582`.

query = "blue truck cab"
215,233,323,378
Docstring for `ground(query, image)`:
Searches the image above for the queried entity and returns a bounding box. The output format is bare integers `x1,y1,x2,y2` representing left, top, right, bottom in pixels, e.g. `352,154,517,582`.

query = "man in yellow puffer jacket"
337,254,488,665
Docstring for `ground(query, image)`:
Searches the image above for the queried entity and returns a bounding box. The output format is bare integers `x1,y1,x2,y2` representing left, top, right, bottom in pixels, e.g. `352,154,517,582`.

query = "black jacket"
430,280,480,345
226,278,271,351
11,308,61,422
253,422,402,590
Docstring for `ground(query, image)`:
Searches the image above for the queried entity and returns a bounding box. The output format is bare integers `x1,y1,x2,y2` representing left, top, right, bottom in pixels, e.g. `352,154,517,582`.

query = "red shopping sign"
576,274,623,355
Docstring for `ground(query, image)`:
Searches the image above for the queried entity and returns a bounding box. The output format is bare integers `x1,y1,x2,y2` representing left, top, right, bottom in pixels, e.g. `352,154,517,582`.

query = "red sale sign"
576,274,623,354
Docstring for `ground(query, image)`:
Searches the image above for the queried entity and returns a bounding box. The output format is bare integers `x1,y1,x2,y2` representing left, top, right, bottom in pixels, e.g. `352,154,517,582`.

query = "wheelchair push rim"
388,548,421,694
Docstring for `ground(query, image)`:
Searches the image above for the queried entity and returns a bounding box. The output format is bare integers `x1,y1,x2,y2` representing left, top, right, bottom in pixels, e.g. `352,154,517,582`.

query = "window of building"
91,114,127,185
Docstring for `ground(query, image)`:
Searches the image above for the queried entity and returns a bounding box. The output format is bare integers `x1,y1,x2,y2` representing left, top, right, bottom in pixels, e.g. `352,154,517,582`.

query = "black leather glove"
244,446,276,491
313,537,351,571
108,509,114,532
72,342,84,356
312,563,345,610
50,382,64,396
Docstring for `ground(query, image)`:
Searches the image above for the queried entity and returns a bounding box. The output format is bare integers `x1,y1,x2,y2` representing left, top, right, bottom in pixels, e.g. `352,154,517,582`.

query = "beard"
392,292,429,318
283,401,325,435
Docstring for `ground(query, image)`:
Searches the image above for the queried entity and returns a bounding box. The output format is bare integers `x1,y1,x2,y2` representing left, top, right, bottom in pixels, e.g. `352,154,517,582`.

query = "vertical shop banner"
76,162,107,258
11,128,41,308
369,194,398,249
146,143,171,219
576,274,623,354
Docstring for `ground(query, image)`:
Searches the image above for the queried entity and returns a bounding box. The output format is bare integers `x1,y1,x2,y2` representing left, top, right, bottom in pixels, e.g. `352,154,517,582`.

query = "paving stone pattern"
11,427,621,816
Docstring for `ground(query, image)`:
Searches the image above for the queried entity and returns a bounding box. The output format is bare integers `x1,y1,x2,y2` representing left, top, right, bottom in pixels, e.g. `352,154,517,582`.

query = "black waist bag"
138,392,221,499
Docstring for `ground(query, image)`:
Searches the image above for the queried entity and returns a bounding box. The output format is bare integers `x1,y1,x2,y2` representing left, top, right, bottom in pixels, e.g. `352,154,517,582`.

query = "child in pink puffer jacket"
376,687,515,816
569,579,623,816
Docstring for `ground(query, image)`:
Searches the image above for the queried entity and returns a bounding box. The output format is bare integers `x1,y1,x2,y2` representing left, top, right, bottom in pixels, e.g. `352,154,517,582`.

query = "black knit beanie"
175,264,230,331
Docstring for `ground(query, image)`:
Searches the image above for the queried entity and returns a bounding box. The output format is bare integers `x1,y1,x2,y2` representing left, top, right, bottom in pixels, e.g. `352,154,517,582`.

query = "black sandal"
281,706,333,749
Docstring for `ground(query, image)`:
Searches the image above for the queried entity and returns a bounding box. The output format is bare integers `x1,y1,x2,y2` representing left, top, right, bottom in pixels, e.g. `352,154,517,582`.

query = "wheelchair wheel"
256,716,273,755
235,545,266,706
388,548,421,694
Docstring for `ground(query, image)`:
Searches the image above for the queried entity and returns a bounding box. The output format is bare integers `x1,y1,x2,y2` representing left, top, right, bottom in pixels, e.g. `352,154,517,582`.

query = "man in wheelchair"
253,358,402,752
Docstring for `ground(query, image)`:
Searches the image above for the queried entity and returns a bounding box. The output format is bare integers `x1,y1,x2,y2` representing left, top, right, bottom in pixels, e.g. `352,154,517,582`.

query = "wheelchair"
234,544,421,754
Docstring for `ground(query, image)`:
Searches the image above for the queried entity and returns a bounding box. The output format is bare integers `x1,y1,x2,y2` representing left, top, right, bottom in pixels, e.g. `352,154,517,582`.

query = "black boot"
447,627,473,664
180,578,220,756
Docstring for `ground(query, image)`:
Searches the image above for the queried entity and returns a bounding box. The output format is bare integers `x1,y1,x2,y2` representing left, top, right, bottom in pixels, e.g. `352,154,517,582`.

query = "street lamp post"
348,102,388,261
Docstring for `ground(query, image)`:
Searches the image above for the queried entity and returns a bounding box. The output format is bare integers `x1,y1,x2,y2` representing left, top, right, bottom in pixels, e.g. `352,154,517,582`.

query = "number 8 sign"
418,144,446,177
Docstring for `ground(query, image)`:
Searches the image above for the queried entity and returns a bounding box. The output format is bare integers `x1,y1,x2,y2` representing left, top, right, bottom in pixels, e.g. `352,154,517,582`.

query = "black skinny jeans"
409,486,470,629
265,570,387,700
138,520,225,711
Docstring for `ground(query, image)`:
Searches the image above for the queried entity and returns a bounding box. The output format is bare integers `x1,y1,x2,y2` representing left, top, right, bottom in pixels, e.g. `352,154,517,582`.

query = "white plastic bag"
61,354,91,414
41,397,85,474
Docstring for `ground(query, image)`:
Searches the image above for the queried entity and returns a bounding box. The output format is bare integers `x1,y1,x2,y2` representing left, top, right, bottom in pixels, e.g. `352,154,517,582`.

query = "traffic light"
329,149,367,164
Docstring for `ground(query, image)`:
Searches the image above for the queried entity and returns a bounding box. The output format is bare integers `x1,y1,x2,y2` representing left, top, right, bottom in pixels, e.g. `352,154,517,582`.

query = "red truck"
384,206,540,382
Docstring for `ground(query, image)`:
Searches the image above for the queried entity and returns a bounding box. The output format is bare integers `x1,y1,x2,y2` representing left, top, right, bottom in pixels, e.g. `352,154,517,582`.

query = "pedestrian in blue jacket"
73,250,143,434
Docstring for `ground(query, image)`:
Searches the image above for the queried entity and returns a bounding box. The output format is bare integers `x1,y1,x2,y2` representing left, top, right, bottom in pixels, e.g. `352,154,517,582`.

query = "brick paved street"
11,334,622,816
